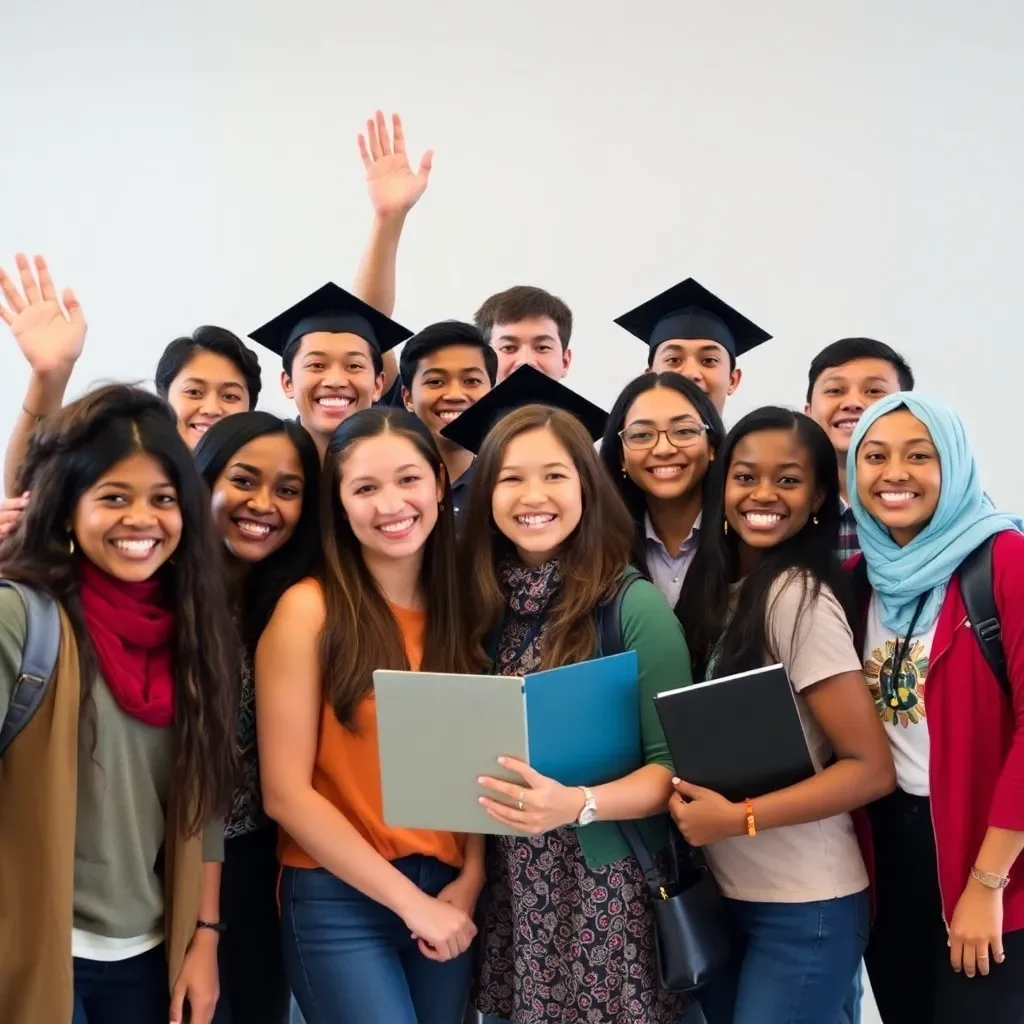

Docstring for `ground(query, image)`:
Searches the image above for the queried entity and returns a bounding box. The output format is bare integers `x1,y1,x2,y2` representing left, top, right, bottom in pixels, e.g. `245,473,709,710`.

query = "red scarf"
79,561,176,728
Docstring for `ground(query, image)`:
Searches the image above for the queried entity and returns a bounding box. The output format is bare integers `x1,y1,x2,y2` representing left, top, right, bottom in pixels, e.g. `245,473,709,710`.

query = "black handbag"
619,821,733,993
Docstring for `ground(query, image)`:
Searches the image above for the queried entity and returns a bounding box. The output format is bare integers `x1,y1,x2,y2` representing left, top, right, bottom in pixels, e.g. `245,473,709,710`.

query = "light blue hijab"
847,392,1023,635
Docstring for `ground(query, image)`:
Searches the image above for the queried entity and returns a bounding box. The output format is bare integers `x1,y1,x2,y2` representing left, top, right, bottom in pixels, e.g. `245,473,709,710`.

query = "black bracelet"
196,919,227,934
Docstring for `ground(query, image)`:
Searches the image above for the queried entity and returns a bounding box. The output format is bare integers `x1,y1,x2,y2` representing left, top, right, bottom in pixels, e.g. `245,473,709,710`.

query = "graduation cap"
615,277,771,363
248,282,413,364
440,365,608,455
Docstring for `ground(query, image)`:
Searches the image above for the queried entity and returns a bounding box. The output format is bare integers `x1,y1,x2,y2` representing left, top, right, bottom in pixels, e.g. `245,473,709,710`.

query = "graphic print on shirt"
864,637,929,728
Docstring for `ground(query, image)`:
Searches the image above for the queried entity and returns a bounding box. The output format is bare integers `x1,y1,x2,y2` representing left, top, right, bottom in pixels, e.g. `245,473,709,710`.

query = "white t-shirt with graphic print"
863,593,936,797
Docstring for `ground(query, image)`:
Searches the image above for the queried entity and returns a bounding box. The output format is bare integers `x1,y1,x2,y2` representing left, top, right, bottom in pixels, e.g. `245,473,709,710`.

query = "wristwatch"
971,866,1010,890
576,786,597,827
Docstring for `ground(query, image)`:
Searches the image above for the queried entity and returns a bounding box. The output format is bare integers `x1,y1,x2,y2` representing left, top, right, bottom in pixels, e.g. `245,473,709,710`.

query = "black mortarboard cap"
440,365,608,455
248,282,413,361
615,277,771,360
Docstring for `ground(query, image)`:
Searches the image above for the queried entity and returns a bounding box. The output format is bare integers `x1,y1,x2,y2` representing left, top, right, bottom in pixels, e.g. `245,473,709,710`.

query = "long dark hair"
676,406,852,680
600,372,725,578
460,404,635,670
193,412,321,651
318,408,476,728
0,384,239,834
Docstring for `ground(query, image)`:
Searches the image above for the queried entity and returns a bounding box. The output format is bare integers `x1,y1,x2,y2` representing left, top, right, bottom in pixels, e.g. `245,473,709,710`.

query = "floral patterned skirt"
470,828,689,1024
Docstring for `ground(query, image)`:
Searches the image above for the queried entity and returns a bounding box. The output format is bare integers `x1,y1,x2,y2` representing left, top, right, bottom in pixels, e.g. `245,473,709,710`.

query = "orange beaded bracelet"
744,797,757,837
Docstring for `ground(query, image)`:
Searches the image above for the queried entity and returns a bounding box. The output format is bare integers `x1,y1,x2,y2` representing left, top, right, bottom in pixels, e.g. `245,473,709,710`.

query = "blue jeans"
839,965,863,1024
698,890,870,1024
72,945,169,1024
281,857,472,1024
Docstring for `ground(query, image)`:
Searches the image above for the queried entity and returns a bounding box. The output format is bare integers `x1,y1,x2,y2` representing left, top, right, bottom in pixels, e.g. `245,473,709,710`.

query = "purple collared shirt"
644,511,702,608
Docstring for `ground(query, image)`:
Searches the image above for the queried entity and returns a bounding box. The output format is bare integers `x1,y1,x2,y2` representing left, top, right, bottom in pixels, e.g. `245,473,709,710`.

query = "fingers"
477,774,527,802
16,252,40,306
993,934,1006,965
357,133,372,169
418,149,434,181
497,755,541,785
63,287,85,326
375,109,392,156
963,941,977,979
672,778,705,800
392,112,406,154
169,981,186,1024
366,117,382,161
35,255,56,303
0,265,25,315
949,933,964,973
977,941,991,977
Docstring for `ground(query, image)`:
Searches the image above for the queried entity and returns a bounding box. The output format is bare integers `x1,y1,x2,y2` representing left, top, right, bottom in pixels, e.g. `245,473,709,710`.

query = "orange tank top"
279,602,466,871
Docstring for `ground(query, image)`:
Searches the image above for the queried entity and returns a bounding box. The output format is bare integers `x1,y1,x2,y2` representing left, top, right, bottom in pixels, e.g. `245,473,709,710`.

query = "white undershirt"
863,594,935,796
71,928,164,962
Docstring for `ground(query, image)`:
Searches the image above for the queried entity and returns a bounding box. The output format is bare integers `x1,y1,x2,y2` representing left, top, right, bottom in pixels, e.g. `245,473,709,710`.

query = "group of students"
0,110,1021,1024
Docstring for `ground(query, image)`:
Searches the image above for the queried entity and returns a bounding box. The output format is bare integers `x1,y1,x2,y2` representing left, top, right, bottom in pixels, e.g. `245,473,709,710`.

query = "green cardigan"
493,577,691,869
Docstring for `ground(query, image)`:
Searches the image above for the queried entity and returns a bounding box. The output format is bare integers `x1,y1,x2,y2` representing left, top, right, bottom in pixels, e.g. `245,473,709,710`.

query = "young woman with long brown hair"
0,384,239,1024
462,403,691,1024
256,407,485,1024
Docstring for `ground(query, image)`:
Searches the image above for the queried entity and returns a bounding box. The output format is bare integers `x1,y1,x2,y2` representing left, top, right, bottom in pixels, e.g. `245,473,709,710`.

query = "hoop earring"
813,515,819,526
67,534,76,555
723,519,729,536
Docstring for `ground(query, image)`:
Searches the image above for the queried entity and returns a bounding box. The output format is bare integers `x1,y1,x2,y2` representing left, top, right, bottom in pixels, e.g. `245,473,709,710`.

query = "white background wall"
6,2,1021,1017
2,0,1023,517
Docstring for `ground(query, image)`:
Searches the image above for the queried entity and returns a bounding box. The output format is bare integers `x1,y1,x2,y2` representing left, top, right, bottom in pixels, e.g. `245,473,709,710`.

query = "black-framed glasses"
619,422,709,451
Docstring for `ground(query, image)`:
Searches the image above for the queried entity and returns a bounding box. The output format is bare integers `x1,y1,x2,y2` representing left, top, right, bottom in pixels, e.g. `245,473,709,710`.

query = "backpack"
0,580,61,756
849,534,1009,697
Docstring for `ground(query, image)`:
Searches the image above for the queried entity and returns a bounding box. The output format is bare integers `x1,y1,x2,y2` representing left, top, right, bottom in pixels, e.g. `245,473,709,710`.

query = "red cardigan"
850,530,1024,933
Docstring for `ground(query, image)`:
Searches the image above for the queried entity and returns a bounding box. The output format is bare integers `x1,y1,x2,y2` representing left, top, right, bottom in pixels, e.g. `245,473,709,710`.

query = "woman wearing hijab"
847,392,1024,1023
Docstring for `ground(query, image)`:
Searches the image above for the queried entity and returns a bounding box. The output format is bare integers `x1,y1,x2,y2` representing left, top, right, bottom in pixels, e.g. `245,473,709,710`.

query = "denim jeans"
72,944,169,1024
281,856,472,1024
697,890,870,1024
838,965,863,1024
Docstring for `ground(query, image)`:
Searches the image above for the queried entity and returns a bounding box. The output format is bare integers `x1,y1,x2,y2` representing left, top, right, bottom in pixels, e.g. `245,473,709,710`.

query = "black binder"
654,664,815,803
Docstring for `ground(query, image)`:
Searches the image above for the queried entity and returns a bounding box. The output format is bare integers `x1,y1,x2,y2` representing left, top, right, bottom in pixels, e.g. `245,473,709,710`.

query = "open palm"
358,111,434,217
0,254,86,375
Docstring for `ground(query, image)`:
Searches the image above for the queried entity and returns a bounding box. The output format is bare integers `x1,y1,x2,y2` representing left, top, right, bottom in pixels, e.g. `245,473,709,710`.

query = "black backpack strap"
958,535,1010,697
848,555,871,655
596,568,645,658
0,580,61,756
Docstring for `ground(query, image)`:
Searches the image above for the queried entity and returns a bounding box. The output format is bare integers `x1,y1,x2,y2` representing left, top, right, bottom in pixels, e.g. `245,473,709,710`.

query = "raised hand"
0,254,86,376
357,111,433,218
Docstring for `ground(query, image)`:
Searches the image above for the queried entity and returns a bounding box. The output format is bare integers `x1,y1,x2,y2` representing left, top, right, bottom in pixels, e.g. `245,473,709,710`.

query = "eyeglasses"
619,423,709,451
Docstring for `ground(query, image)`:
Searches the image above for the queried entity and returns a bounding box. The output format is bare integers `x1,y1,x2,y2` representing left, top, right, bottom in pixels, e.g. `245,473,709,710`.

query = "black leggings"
865,789,1024,1024
213,826,292,1024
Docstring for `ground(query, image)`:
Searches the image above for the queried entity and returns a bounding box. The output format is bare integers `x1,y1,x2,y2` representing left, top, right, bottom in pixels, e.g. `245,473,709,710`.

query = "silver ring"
517,800,524,810
978,955,990,960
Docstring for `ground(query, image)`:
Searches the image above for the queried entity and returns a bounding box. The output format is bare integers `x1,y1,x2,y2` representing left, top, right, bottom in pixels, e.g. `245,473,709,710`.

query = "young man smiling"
473,285,573,384
805,337,915,562
399,320,497,521
615,277,772,415
248,282,411,461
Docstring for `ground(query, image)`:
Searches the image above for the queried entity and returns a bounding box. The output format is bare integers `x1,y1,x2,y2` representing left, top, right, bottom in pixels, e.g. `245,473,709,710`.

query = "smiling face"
209,433,306,563
491,426,583,565
403,344,492,439
283,332,384,445
649,338,740,413
724,427,823,553
339,432,442,563
168,350,250,448
806,357,904,455
856,408,941,546
620,385,712,503
70,452,183,581
489,317,571,383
